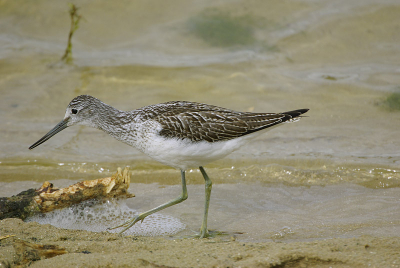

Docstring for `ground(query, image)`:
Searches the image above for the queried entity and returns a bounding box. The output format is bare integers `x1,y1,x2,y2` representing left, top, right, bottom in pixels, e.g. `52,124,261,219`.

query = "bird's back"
134,101,308,143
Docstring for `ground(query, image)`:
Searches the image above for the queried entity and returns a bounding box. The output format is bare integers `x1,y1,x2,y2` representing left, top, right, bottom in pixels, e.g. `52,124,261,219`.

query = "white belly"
121,120,276,170
137,132,258,170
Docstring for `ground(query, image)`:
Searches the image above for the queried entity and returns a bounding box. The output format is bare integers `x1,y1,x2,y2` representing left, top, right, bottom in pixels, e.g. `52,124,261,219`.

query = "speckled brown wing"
136,101,308,142
157,110,289,142
135,101,238,121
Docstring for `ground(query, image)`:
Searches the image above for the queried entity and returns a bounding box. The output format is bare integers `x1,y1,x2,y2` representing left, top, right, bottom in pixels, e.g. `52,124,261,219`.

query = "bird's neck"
93,102,140,145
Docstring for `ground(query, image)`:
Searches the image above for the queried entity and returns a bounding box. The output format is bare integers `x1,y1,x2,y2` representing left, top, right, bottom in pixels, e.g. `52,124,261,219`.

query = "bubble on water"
26,199,186,236
268,226,295,240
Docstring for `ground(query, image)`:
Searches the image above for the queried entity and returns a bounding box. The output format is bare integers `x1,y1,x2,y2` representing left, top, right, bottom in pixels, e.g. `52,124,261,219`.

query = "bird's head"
29,95,99,150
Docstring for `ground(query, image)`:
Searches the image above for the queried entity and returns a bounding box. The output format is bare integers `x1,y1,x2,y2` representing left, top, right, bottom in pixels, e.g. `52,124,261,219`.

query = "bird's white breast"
126,120,252,170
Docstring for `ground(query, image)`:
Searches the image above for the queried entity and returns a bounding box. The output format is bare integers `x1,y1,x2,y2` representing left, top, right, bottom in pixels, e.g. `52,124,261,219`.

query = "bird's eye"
71,109,78,114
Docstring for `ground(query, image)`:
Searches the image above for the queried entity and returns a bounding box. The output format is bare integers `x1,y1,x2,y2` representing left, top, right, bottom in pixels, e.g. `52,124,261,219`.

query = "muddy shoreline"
1,218,398,267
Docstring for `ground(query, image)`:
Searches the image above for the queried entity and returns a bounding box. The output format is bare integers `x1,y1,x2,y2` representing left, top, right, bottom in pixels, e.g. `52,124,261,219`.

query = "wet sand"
1,218,399,267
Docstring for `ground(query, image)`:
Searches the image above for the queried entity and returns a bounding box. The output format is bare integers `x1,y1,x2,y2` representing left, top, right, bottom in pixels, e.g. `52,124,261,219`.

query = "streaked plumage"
29,95,309,238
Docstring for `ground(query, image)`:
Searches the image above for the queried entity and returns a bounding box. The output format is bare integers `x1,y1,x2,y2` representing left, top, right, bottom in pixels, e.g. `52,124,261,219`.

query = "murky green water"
0,0,399,242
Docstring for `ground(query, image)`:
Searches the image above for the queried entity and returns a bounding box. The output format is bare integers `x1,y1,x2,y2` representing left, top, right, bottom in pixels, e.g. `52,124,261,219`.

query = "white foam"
26,199,186,236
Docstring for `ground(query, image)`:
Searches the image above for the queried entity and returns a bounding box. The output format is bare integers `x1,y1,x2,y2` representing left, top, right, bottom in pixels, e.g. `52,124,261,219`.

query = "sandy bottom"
1,218,399,268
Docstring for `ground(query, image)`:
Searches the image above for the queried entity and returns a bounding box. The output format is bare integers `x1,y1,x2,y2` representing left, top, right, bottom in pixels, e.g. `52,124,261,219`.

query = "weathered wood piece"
13,238,68,265
0,167,134,220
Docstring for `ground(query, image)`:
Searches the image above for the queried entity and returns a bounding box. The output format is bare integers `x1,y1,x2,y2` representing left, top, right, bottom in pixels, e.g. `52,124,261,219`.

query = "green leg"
199,166,212,238
109,170,188,234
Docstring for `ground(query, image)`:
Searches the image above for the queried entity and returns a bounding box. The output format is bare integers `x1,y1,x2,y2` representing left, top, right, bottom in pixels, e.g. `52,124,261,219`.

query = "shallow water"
0,0,399,242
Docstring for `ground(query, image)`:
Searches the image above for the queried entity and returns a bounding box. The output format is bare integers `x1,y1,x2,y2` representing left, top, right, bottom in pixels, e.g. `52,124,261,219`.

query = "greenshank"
29,95,308,238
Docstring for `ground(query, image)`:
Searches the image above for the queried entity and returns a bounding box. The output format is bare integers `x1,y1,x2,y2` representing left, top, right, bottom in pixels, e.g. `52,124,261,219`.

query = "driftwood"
0,167,134,220
13,238,68,266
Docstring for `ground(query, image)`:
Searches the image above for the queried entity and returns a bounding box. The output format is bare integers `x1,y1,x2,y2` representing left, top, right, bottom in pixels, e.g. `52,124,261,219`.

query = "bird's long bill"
29,119,69,150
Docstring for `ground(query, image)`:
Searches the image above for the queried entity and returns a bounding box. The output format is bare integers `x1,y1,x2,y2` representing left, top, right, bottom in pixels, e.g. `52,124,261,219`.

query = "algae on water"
188,10,256,47
382,91,400,111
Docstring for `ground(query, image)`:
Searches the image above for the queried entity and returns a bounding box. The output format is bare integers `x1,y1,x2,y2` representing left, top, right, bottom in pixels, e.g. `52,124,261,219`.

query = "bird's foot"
199,228,209,239
107,214,145,234
182,229,228,239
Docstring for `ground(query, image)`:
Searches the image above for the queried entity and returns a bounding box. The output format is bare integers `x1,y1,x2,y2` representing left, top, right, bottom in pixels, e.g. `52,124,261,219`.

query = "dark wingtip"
295,108,309,114
282,108,309,118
